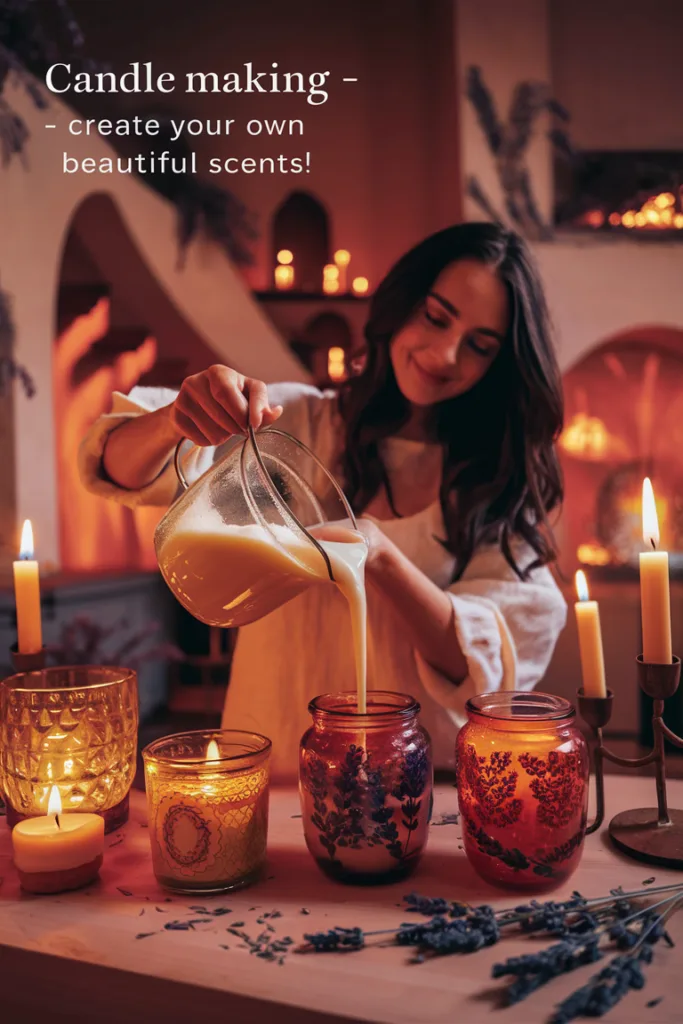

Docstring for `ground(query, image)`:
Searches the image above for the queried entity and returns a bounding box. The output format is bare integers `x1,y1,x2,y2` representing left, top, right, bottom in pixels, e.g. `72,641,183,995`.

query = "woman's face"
390,259,509,407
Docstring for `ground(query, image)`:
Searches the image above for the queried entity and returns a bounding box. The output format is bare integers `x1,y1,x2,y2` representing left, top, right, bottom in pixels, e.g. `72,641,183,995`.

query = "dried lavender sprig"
493,892,681,1008
549,894,683,1023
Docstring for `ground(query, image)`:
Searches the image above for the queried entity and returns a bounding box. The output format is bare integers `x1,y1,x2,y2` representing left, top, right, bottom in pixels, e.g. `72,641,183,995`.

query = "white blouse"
79,382,568,781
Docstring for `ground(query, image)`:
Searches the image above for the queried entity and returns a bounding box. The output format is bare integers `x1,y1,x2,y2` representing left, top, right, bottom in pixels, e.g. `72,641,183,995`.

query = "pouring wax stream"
158,515,369,713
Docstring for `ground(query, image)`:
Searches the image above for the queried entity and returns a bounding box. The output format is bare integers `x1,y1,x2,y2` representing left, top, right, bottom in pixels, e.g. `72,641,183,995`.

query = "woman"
79,222,567,779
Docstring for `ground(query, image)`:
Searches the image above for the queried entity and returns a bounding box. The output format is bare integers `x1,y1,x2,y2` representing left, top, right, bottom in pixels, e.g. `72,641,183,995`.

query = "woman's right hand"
167,364,283,446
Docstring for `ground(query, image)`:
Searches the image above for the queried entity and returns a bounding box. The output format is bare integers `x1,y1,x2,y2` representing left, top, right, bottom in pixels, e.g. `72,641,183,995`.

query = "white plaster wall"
532,237,683,370
0,79,307,569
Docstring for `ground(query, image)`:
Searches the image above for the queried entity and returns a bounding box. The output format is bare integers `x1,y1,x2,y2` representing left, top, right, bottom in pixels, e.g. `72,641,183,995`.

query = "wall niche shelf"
253,291,372,303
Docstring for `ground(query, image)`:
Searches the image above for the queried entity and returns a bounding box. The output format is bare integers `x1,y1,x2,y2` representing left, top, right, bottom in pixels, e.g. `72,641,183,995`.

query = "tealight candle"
143,730,271,894
11,786,104,894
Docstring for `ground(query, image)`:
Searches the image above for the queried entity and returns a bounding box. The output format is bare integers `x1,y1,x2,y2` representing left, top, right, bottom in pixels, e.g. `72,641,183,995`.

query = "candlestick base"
609,807,683,869
9,644,47,673
579,656,683,866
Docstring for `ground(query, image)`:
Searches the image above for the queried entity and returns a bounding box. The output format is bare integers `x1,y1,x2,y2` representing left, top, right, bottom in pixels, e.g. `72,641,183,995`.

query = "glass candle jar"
0,666,138,833
456,692,589,890
299,692,432,884
142,730,271,894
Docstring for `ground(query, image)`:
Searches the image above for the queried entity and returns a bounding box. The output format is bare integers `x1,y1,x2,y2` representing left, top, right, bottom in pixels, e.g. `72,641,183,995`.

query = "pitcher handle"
173,438,191,491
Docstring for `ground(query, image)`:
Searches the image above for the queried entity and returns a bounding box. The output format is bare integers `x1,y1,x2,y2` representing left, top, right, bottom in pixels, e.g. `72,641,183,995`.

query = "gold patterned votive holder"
0,666,138,834
142,730,271,894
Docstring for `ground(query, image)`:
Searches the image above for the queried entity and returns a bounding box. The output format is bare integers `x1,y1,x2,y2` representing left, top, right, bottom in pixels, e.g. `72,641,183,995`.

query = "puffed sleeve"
414,540,567,728
78,381,338,510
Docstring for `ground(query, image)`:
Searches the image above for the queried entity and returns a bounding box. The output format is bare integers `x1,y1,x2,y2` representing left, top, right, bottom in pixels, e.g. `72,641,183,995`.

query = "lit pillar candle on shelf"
13,519,42,654
11,786,104,894
323,263,339,294
640,477,672,664
574,570,607,698
351,276,369,296
274,264,294,290
333,249,350,292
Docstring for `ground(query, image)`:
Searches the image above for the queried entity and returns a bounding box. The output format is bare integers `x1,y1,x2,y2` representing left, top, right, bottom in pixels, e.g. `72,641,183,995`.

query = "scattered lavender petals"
138,909,145,917
291,814,302,819
108,838,124,848
431,812,460,827
300,908,310,915
136,932,157,939
642,878,656,886
117,888,133,897
647,996,664,1008
155,906,168,913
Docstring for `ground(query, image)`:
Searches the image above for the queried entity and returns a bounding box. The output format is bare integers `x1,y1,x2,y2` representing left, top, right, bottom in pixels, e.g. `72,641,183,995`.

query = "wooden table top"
1,777,682,1024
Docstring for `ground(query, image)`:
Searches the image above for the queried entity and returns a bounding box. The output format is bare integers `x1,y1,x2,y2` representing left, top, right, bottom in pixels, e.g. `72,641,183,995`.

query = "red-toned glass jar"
456,692,589,891
299,691,432,884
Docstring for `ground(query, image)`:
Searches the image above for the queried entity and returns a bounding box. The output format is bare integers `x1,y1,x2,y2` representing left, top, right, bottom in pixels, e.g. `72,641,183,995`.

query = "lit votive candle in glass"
12,786,104,894
142,730,271,894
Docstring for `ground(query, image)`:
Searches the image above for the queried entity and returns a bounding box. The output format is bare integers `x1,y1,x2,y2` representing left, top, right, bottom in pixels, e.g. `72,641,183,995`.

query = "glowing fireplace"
558,328,683,577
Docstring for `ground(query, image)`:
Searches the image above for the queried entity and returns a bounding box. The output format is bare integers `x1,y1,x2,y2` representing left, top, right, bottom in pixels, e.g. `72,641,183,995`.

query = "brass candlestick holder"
9,643,47,673
578,654,683,868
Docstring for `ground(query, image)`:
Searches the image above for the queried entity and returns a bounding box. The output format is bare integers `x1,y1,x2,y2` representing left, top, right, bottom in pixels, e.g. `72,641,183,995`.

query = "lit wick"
48,785,62,830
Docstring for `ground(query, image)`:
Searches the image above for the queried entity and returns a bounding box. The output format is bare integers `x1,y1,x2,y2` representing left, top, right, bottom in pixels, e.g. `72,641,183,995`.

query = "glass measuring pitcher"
154,428,359,628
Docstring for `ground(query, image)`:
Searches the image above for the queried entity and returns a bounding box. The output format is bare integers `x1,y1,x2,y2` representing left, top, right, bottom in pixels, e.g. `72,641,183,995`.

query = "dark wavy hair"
338,222,564,581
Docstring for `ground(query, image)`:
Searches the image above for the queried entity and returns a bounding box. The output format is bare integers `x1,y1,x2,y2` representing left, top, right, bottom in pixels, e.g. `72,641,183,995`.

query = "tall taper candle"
574,570,607,698
13,519,42,655
639,478,672,664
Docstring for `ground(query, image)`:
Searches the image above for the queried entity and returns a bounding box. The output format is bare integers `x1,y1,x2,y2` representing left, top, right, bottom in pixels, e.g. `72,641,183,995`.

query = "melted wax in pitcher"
158,512,368,712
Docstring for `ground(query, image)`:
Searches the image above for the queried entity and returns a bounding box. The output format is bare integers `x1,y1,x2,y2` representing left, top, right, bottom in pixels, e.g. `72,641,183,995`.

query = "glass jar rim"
142,728,272,768
465,691,575,722
309,690,420,721
1,664,136,695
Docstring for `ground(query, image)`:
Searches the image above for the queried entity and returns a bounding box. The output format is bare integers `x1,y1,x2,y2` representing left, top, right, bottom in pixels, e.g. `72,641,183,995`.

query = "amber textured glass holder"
142,730,271,894
0,666,138,834
579,655,683,868
299,691,432,885
456,692,590,891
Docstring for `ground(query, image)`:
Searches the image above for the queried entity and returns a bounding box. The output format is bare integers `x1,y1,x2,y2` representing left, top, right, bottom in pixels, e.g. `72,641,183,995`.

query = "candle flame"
206,739,220,762
19,519,34,560
47,785,62,816
642,477,660,549
575,569,590,602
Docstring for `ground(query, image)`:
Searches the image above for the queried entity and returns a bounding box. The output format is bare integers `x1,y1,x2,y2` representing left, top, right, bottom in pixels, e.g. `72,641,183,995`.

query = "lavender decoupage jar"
456,692,590,890
299,692,433,884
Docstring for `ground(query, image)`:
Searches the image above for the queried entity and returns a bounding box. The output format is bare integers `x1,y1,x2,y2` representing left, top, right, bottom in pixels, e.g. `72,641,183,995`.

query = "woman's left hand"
310,517,390,576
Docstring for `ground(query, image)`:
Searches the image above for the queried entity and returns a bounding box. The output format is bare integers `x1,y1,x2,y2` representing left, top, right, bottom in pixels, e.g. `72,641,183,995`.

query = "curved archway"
558,326,683,575
272,192,330,292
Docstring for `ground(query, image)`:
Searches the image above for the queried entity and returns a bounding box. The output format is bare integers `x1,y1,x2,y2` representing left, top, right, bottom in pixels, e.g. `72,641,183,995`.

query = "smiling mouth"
409,355,451,387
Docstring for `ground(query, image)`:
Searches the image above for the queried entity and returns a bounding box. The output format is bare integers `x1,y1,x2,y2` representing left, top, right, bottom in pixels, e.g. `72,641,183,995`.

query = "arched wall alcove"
293,311,353,383
0,78,307,571
557,325,683,578
271,192,330,292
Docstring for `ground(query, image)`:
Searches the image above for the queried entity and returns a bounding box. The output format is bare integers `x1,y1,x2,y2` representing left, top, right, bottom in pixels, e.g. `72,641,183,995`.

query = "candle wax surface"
12,558,42,654
575,600,607,699
640,550,673,664
12,812,105,874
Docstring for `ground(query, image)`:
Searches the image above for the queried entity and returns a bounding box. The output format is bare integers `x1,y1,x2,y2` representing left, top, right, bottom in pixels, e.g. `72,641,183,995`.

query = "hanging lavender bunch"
0,285,35,397
0,0,98,165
